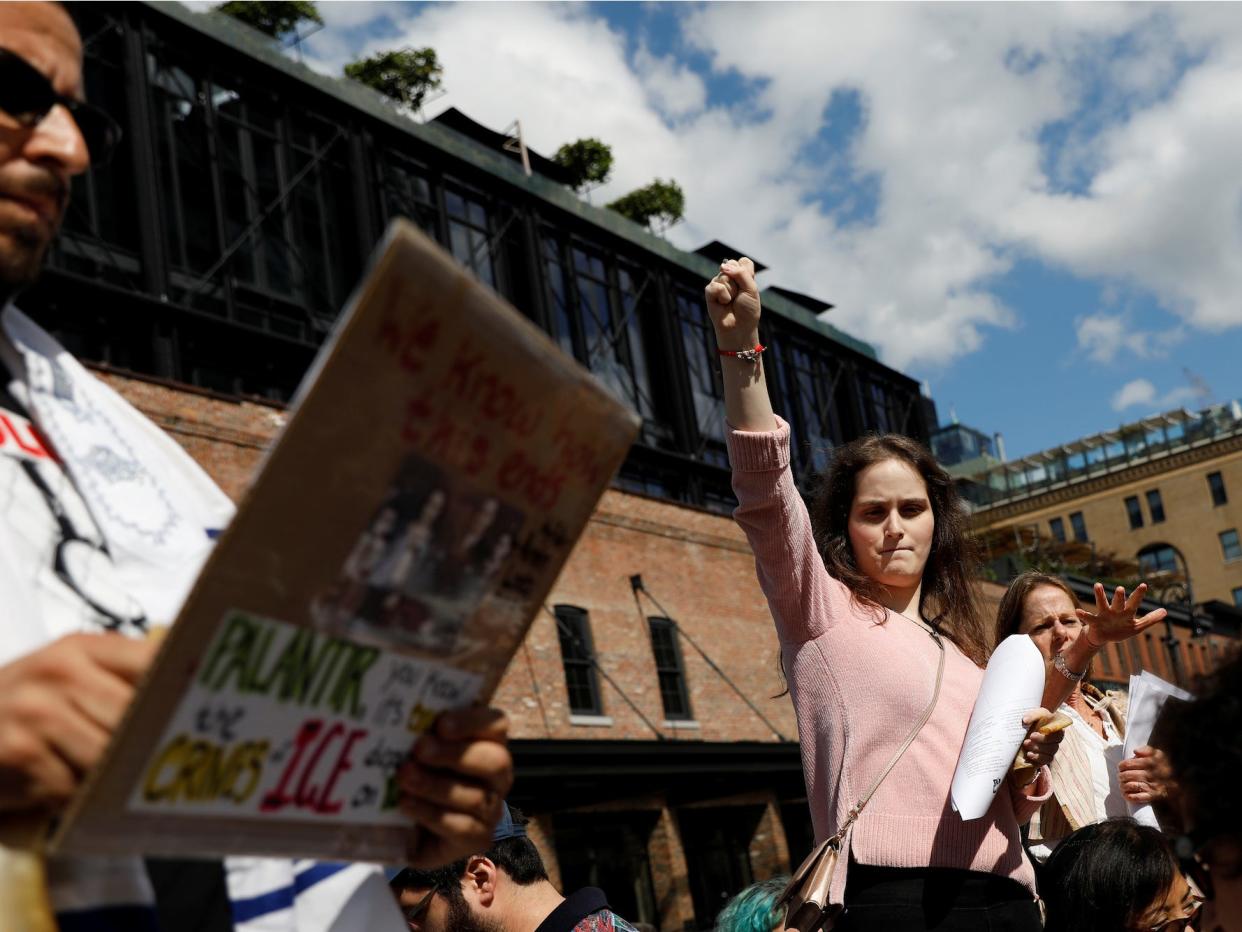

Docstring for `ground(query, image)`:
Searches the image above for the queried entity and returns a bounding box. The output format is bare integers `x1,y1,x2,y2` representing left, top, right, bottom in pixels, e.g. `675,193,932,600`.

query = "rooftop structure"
963,401,1242,510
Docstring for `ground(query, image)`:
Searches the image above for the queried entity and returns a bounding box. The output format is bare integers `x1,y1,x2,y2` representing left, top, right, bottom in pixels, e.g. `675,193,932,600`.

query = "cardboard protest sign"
47,220,641,861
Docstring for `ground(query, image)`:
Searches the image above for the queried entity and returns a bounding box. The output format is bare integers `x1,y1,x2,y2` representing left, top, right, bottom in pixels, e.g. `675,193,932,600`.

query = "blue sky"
259,1,1242,460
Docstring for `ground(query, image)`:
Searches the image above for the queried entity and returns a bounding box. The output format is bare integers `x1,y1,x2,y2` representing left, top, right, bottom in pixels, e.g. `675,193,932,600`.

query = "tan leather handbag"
777,618,946,932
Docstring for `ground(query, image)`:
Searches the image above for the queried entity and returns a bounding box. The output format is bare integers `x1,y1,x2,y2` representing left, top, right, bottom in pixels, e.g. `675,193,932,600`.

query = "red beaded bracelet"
717,343,766,363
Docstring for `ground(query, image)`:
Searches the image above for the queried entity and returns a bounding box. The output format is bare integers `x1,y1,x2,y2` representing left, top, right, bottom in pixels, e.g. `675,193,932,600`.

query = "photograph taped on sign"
312,453,524,656
46,219,641,863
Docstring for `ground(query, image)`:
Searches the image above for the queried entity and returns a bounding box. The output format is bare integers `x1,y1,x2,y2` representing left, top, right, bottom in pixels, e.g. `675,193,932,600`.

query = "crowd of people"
0,4,1236,931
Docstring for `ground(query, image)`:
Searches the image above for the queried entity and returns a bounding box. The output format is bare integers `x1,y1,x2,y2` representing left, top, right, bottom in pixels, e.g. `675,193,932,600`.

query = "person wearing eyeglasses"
1041,818,1202,932
0,4,513,930
1163,652,1242,932
388,805,640,932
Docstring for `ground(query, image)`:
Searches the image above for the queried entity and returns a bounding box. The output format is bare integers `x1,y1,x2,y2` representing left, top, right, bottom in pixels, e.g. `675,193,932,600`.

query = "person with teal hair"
716,877,790,932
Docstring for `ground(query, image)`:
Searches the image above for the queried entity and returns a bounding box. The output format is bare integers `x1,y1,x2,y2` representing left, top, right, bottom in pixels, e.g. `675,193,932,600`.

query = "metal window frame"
553,604,604,716
1049,517,1066,543
1145,488,1165,524
1220,529,1242,562
647,616,692,721
1070,511,1089,543
1208,471,1229,507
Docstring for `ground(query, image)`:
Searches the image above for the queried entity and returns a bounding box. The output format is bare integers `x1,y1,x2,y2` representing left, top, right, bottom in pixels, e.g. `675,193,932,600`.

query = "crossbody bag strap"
833,619,945,838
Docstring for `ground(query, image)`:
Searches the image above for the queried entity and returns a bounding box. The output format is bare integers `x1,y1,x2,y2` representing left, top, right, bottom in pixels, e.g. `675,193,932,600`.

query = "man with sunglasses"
389,805,639,932
0,4,513,930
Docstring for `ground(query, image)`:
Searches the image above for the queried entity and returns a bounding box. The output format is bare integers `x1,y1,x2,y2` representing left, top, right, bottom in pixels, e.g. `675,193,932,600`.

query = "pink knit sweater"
728,419,1050,905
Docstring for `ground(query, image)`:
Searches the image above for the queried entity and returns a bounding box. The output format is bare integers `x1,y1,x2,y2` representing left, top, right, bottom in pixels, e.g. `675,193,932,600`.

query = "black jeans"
838,864,1042,931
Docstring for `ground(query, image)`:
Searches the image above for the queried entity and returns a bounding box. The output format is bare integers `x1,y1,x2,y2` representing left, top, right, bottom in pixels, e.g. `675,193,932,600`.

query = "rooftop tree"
344,48,444,112
607,178,685,234
553,138,613,193
215,0,322,38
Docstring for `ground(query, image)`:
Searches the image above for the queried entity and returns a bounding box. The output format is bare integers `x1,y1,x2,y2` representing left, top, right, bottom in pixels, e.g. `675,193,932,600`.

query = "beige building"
965,402,1242,612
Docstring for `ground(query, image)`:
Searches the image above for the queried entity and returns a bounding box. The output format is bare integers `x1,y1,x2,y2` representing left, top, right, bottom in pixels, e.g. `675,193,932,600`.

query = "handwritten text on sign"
129,611,482,824
376,313,619,513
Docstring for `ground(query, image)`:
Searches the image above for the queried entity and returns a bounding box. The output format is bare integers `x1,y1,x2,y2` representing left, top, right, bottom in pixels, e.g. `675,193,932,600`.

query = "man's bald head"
0,0,89,292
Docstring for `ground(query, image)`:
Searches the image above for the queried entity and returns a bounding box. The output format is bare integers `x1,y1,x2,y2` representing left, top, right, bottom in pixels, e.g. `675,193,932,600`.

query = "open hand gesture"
704,257,762,338
1076,582,1167,645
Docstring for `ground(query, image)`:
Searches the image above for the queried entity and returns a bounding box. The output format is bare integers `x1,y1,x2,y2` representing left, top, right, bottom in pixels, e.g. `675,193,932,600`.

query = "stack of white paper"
1121,671,1192,828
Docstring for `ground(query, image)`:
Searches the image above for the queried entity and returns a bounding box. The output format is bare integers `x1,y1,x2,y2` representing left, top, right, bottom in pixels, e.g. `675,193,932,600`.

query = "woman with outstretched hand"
994,572,1173,861
708,257,1065,930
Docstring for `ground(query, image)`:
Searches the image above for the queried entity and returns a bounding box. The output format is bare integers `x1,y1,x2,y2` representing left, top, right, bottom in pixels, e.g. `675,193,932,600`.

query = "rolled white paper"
951,634,1046,820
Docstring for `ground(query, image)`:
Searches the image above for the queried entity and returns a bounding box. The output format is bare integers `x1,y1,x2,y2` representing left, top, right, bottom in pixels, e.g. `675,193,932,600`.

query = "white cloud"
1112,378,1157,411
633,45,707,120
1111,378,1199,413
289,1,1242,372
1074,312,1184,363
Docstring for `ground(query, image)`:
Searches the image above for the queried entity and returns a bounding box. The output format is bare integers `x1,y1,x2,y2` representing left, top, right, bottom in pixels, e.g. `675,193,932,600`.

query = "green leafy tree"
974,523,1141,587
606,178,685,233
215,0,322,38
344,48,444,111
553,138,613,192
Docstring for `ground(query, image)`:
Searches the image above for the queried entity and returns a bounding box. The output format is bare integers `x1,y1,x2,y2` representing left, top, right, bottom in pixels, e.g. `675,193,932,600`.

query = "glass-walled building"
38,2,934,520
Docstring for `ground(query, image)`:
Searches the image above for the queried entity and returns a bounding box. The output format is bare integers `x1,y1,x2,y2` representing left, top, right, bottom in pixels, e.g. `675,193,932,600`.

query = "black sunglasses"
0,48,122,166
401,888,436,926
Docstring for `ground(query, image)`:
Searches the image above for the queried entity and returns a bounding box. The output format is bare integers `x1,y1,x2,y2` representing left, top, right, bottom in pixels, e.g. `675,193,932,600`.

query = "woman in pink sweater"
707,257,1156,930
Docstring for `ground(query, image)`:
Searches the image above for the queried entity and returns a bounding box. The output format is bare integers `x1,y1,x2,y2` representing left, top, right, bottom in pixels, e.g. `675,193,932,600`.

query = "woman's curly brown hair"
808,433,990,667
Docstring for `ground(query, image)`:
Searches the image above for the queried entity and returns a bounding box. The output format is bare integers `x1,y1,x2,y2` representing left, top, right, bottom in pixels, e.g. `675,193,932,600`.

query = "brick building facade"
93,364,806,929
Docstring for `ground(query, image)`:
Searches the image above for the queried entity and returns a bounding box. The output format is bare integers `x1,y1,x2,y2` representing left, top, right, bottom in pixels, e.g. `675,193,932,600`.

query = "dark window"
771,339,845,478
678,805,765,928
1146,489,1165,524
1049,517,1066,543
1128,637,1145,673
552,812,658,927
674,290,728,468
856,374,914,436
378,151,438,236
1070,511,1088,542
554,605,603,715
541,234,576,359
1125,496,1144,530
53,13,142,288
540,233,672,446
1233,587,1242,609
147,52,219,283
1221,529,1242,562
445,187,495,287
648,617,692,721
212,77,293,297
1138,544,1180,576
144,44,358,337
1208,471,1228,506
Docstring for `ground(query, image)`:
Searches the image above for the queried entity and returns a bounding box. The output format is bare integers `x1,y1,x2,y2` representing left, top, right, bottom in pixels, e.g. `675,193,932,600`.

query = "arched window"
1137,543,1180,577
